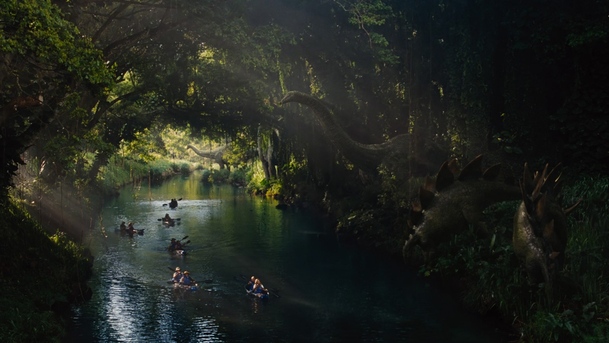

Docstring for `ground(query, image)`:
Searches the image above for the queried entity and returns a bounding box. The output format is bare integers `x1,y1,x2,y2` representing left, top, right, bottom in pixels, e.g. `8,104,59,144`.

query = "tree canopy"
1,0,608,194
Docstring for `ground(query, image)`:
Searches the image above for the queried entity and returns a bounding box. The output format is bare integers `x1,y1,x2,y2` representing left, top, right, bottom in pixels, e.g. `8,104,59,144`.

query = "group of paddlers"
119,221,141,236
167,238,184,251
163,197,271,298
170,267,195,286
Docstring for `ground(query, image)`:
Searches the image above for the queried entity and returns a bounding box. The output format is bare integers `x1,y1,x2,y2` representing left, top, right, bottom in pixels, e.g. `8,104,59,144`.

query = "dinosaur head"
279,91,308,105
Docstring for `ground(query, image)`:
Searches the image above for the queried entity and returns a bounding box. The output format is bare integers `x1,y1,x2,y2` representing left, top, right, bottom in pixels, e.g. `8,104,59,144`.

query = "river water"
66,171,506,342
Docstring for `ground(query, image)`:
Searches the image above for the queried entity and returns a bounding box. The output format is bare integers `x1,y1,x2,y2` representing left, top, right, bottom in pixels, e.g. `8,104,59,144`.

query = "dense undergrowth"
327,170,609,342
413,175,609,342
98,156,200,195
0,200,93,343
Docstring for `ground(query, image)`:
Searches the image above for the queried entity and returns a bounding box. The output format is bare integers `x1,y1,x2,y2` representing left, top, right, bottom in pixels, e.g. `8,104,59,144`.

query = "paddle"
158,218,181,221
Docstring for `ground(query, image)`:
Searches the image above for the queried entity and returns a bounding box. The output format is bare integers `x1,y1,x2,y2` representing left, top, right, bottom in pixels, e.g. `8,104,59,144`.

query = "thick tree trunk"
257,126,271,180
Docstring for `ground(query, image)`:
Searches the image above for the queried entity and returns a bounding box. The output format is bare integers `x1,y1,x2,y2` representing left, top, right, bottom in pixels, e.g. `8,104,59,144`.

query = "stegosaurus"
513,163,580,300
403,155,521,264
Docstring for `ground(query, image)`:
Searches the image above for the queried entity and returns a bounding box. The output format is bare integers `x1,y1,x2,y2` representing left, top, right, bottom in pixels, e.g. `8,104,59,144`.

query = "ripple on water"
68,179,507,343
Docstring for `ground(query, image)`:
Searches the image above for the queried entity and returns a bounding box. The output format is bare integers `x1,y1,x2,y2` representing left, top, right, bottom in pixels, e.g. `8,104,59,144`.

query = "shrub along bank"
0,199,94,343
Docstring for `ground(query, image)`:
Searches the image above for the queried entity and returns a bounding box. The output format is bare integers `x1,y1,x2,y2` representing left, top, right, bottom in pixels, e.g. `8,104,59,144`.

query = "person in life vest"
251,278,268,296
172,267,183,283
168,238,183,251
127,222,137,235
119,221,127,232
180,271,195,286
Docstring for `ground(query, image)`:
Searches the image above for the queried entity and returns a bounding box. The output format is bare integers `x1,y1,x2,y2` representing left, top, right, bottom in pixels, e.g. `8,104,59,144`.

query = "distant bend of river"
66,171,507,342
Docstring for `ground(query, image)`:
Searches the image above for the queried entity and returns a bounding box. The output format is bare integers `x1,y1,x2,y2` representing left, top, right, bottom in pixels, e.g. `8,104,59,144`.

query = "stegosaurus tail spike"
564,198,582,216
544,163,562,197
520,178,535,215
458,154,483,181
546,163,562,182
531,164,549,199
553,178,564,198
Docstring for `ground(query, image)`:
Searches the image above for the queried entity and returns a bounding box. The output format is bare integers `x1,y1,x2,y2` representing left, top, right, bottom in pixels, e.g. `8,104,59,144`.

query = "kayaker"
119,221,127,232
168,238,183,251
168,238,177,251
169,198,178,208
127,222,137,236
180,271,195,285
164,213,172,222
172,267,183,283
252,278,268,296
245,276,255,291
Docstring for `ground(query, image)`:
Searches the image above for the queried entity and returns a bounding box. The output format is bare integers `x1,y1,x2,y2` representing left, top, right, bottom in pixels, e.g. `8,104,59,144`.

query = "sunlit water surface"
66,172,507,342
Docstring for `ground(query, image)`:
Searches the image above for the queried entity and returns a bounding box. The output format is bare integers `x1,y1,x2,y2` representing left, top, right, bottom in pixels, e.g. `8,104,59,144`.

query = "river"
66,171,507,342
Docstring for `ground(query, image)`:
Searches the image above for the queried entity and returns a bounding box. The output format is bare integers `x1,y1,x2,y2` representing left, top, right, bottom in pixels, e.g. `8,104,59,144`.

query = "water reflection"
67,173,506,342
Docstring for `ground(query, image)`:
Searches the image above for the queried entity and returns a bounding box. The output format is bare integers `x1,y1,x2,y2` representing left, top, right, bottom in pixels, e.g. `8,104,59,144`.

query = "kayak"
168,281,198,291
245,285,270,300
169,249,186,256
159,218,180,226
178,283,198,291
115,228,144,236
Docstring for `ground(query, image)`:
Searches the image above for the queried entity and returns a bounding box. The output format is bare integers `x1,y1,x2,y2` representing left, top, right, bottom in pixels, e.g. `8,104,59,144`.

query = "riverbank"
0,199,94,342
0,158,203,341
317,173,609,343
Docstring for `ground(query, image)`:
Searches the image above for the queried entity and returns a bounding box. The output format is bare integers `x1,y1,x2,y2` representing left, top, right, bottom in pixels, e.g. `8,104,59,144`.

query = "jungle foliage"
2,0,609,341
0,200,93,342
